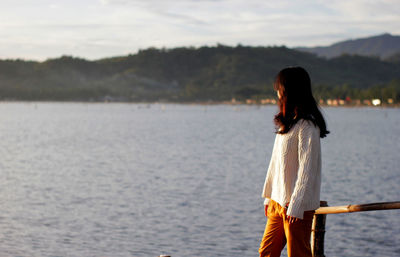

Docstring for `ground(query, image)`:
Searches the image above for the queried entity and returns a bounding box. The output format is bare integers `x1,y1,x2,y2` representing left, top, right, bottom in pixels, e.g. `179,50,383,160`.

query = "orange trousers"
259,200,314,257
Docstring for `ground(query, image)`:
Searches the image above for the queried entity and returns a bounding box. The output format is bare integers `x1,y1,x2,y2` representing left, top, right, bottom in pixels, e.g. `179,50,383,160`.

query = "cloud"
0,0,399,60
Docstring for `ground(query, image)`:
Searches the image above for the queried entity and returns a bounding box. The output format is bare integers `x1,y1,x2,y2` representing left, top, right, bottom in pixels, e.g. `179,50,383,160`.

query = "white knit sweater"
262,119,321,219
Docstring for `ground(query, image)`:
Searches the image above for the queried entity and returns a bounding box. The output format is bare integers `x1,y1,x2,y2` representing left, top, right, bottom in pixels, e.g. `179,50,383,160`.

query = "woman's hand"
264,204,268,217
287,215,299,224
284,203,299,223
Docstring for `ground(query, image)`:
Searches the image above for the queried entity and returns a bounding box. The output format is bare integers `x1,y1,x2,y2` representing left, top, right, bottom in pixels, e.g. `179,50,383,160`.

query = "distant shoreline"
0,100,398,108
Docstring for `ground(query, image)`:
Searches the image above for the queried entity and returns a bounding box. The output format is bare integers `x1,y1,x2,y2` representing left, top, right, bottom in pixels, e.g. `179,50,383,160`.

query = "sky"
0,0,399,61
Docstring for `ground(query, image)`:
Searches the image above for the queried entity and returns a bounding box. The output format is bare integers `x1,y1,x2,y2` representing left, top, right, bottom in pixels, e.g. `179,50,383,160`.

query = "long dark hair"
274,67,329,138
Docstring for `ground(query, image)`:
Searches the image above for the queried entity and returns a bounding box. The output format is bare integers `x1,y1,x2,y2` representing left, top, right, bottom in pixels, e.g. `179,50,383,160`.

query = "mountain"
296,33,400,59
0,45,399,102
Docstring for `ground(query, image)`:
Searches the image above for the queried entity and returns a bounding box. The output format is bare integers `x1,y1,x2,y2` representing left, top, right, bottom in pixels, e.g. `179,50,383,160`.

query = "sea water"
0,103,398,257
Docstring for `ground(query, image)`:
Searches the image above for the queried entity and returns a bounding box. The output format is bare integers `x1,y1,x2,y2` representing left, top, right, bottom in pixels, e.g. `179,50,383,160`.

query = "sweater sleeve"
262,159,274,197
261,136,278,204
286,121,320,219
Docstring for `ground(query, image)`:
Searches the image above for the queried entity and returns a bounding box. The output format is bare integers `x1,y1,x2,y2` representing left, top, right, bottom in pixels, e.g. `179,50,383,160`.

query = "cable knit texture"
262,119,321,219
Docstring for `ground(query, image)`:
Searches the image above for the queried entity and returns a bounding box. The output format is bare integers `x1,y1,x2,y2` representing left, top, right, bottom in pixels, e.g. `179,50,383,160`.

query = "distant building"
372,99,381,106
326,99,339,106
363,99,372,106
246,99,256,104
260,98,277,105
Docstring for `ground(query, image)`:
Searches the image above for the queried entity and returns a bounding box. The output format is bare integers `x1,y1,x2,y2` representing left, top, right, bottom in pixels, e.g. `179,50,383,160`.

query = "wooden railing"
311,201,400,257
157,201,400,257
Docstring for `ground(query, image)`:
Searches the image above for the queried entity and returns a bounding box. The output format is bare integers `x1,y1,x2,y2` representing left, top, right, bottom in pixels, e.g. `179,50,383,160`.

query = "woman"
259,67,329,257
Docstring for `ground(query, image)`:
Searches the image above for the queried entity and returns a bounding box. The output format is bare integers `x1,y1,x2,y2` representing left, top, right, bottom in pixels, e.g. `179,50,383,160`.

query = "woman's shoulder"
295,119,320,133
297,118,314,126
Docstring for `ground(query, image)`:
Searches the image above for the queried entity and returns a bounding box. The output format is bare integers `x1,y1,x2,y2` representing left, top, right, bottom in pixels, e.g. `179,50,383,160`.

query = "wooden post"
311,201,328,257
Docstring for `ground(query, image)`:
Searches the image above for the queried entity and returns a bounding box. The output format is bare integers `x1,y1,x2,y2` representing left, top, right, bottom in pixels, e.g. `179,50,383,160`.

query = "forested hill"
296,33,400,59
1,45,400,102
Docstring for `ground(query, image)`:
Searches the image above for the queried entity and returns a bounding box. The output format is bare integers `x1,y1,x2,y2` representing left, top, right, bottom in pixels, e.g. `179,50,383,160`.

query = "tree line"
0,45,399,103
